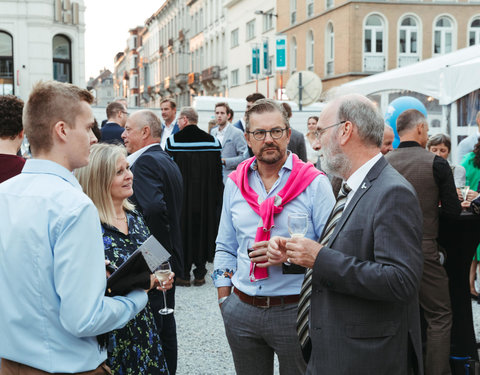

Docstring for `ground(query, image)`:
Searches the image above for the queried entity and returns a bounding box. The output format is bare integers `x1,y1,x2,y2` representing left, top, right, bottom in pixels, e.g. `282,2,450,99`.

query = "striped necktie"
296,182,352,362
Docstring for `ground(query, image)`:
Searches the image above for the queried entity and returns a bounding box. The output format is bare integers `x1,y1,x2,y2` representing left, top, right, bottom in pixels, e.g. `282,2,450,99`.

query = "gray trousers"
221,292,306,375
420,239,452,375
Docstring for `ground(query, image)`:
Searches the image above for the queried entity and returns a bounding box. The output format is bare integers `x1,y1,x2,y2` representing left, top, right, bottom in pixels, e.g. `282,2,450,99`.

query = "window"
290,0,297,25
325,23,334,75
363,14,386,72
231,28,239,48
326,0,333,9
469,18,480,46
434,16,454,55
52,34,72,83
231,69,239,86
246,64,253,81
398,16,420,67
263,10,275,32
0,31,14,95
306,30,314,71
291,37,297,72
307,0,314,18
246,20,255,41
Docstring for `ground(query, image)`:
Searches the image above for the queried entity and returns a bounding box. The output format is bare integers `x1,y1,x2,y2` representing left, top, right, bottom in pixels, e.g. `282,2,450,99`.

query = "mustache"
260,143,280,153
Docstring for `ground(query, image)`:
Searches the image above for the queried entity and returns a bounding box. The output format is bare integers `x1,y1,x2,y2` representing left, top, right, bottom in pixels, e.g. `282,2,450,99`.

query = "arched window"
469,18,480,46
291,37,297,73
325,23,334,76
306,30,314,71
0,31,14,95
398,16,420,67
434,16,454,55
53,34,72,83
363,15,385,71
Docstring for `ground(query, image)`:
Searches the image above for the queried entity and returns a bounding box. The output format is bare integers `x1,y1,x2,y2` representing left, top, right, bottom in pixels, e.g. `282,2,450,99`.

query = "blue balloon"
384,96,427,148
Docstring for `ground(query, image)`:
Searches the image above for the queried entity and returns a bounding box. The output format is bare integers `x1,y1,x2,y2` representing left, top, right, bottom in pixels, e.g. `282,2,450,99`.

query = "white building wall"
225,0,276,99
0,0,86,100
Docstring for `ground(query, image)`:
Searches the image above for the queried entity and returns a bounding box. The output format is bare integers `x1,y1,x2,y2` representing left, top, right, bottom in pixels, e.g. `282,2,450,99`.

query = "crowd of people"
1,81,480,375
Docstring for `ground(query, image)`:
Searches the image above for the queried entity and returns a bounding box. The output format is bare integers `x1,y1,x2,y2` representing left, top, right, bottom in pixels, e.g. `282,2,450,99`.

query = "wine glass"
288,213,308,238
154,261,174,315
460,186,470,201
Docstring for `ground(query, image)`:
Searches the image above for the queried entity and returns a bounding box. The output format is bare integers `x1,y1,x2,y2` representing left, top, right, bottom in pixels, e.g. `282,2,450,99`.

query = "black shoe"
176,277,191,287
193,278,206,286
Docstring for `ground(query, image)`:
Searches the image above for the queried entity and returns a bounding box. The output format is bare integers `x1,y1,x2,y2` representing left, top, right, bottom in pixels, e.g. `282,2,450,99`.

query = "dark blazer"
288,129,307,162
307,157,424,374
100,122,124,145
130,145,184,277
232,119,244,132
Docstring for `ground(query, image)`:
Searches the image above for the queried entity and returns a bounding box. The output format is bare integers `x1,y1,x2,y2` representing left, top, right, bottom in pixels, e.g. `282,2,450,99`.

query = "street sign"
263,39,269,73
252,45,260,75
275,35,287,71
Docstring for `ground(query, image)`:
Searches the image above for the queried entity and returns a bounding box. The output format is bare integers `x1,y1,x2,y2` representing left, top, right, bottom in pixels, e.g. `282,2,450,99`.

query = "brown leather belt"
233,287,300,308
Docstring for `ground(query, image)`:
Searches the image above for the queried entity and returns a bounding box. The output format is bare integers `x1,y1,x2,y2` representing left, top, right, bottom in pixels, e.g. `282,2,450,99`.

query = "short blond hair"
23,81,93,155
75,143,134,226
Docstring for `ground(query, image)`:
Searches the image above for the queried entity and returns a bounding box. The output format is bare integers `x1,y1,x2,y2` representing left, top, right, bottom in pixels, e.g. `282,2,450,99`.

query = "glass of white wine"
288,213,308,238
154,261,174,315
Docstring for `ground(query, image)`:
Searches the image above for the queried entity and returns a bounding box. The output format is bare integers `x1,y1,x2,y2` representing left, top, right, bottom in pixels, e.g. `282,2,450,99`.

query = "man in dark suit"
100,101,128,144
386,109,461,375
281,102,307,162
268,94,424,374
232,92,266,132
121,110,183,375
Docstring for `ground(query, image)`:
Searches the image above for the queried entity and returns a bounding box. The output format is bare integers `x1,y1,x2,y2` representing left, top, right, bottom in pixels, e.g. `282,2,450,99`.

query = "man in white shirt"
160,99,180,150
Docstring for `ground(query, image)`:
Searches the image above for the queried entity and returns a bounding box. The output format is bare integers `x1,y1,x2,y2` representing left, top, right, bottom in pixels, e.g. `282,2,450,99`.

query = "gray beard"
321,142,351,179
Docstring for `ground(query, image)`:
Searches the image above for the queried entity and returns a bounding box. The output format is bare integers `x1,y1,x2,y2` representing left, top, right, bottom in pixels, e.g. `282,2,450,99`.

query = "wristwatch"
218,296,228,305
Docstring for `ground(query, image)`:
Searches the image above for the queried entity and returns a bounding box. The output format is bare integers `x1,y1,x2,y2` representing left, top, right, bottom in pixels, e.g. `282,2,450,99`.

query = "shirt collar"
127,143,157,165
250,151,293,172
345,153,382,195
218,123,230,134
22,159,82,190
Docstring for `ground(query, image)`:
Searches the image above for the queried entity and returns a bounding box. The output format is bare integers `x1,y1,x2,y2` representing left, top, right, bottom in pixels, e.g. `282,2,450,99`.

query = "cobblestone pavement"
175,262,480,374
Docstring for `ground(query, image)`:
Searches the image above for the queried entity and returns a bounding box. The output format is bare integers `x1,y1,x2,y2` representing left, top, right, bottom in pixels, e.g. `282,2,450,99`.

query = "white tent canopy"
339,45,480,105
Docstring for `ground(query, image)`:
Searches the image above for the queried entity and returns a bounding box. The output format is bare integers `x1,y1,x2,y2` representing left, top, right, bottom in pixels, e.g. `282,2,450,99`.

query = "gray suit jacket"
211,124,247,183
288,129,307,162
307,157,424,374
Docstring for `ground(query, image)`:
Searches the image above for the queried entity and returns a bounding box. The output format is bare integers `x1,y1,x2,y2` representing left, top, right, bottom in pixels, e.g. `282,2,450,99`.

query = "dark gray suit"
288,129,307,162
307,157,424,374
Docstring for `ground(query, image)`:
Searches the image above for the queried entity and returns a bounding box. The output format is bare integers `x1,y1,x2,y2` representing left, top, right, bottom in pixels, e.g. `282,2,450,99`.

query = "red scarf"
229,154,323,280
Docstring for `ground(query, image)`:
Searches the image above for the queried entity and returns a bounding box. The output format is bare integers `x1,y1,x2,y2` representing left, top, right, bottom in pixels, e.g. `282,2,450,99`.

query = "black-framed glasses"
246,127,288,141
314,120,346,139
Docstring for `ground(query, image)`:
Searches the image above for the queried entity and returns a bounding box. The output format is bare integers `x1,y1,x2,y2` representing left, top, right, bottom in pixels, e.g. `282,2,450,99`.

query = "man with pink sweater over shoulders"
212,99,335,375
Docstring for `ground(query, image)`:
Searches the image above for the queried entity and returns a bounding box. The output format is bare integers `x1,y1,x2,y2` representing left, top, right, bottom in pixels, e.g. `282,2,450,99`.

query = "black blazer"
130,145,184,277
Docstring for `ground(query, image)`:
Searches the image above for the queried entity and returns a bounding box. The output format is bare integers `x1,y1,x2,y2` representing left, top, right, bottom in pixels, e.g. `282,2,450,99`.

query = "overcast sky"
84,0,162,80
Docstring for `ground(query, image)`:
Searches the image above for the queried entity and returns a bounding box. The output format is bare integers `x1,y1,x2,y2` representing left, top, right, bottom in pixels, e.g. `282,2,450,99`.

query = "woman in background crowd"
460,138,480,298
75,143,172,375
427,133,466,187
305,116,320,166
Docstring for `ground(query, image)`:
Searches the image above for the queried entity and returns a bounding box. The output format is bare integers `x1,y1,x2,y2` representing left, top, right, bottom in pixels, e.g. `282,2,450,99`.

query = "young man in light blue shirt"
0,81,151,374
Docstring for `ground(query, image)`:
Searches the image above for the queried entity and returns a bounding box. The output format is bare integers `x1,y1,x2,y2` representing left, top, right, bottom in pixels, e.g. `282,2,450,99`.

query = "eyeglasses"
314,121,346,139
121,111,130,116
246,127,288,141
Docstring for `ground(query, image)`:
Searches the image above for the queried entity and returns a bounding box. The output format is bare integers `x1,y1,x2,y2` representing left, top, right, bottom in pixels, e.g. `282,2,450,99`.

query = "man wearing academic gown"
166,106,223,286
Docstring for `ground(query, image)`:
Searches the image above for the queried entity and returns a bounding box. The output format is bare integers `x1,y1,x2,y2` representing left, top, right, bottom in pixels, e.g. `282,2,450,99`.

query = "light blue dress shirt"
0,159,148,373
213,153,335,296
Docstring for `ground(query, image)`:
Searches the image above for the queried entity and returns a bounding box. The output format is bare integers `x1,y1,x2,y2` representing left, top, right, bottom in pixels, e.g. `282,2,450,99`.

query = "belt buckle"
257,296,270,309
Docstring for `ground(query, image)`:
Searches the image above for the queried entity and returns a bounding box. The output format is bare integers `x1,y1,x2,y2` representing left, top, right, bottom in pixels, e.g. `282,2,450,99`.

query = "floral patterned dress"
102,210,169,375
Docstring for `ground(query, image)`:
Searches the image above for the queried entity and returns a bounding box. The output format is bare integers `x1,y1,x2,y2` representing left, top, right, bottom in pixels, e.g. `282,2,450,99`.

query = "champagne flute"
460,185,470,201
154,261,174,315
288,213,308,238
247,241,257,282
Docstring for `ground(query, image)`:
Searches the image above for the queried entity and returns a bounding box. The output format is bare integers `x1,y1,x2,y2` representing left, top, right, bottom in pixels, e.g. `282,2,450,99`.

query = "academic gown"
166,125,223,276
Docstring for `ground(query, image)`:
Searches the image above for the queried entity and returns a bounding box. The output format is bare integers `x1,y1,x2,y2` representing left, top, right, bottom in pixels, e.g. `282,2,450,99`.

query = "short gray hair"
133,110,162,138
245,99,289,131
180,107,198,124
337,96,384,148
396,109,426,136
